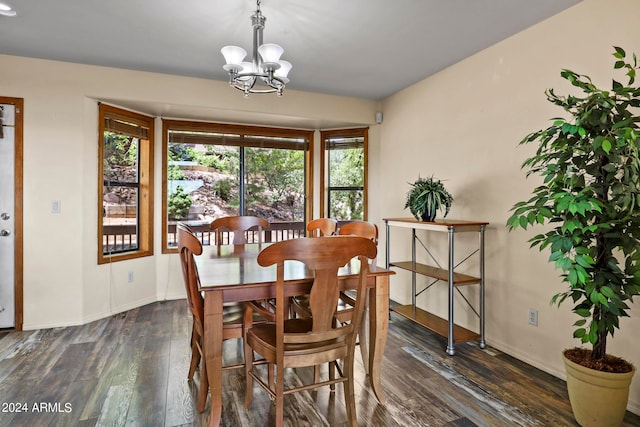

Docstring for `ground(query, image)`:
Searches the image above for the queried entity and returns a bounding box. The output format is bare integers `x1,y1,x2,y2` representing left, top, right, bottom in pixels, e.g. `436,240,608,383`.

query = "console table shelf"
390,261,481,286
384,217,488,355
392,305,480,343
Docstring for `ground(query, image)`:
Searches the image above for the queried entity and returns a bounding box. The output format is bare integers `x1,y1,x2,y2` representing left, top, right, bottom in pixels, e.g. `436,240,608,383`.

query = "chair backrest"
257,236,377,346
338,221,378,244
177,222,204,325
307,218,337,237
210,215,269,245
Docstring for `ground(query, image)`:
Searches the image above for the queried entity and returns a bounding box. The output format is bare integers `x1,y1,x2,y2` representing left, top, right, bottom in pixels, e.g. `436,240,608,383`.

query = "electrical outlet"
128,271,134,283
528,308,538,326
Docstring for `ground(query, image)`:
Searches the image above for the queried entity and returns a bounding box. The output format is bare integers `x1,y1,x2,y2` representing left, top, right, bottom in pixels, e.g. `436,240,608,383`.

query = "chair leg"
358,293,370,374
275,365,285,427
314,364,321,386
329,361,336,391
244,307,254,409
244,368,254,409
244,343,254,409
268,363,275,390
344,355,357,427
188,328,200,379
196,349,209,412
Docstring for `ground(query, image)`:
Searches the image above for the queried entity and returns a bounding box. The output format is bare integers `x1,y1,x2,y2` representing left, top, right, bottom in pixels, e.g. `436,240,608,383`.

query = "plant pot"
420,211,436,222
562,351,635,427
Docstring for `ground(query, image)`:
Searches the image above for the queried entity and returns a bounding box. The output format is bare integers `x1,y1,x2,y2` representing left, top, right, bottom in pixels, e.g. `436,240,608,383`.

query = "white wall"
0,55,378,328
376,0,640,413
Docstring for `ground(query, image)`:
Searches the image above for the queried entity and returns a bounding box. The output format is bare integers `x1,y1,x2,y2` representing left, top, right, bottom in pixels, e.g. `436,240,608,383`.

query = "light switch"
51,200,61,213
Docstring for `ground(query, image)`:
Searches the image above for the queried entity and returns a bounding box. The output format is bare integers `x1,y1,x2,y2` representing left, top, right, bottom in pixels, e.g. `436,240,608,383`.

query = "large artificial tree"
507,47,640,369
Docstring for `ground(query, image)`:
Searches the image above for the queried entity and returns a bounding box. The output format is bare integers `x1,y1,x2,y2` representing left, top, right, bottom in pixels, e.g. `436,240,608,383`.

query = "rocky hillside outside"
104,165,304,223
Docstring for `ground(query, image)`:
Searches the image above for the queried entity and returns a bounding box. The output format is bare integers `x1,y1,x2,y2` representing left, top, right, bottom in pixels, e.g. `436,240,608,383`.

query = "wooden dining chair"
290,218,338,318
306,217,337,237
244,236,377,427
293,220,379,373
338,220,379,245
337,220,379,372
177,222,248,412
210,215,269,246
209,215,278,351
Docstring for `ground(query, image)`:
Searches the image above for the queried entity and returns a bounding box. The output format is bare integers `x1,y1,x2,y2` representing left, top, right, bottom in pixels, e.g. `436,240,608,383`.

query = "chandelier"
221,0,292,97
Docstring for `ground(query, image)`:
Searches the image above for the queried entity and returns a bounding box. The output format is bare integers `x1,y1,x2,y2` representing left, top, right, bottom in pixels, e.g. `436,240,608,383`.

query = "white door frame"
0,97,23,330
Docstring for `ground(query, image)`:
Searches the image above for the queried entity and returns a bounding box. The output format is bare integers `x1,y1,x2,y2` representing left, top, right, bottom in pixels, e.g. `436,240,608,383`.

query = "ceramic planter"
563,351,635,427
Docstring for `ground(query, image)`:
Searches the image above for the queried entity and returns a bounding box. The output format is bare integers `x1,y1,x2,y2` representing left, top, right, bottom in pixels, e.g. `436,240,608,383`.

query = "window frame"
97,103,154,264
161,119,314,253
320,128,368,221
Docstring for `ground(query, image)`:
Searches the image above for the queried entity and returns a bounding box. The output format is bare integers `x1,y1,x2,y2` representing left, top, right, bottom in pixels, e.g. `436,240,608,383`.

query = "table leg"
203,290,224,427
368,275,389,405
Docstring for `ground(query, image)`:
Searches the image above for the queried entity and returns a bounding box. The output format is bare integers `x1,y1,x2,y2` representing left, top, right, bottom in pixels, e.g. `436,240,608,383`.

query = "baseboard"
22,296,161,330
82,296,160,324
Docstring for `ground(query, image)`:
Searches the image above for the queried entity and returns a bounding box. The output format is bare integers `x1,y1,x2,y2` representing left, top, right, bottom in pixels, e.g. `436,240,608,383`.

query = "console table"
384,217,488,355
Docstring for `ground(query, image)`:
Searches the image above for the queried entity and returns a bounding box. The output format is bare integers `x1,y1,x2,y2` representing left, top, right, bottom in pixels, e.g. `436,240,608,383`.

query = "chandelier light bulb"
274,60,292,83
258,43,284,64
221,46,247,68
0,3,16,16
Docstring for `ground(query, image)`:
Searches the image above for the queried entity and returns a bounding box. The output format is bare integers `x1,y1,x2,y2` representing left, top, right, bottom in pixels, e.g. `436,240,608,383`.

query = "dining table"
194,242,395,427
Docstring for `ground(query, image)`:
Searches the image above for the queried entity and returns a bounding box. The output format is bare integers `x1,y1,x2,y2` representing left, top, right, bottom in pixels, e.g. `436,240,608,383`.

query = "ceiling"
0,0,580,101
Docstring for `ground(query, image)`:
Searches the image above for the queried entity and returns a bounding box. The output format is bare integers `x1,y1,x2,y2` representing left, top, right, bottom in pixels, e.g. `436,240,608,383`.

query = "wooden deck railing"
103,220,306,253
103,224,139,254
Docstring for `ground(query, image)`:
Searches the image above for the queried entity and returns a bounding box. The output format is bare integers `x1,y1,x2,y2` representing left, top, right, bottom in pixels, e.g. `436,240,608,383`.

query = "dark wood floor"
0,300,639,427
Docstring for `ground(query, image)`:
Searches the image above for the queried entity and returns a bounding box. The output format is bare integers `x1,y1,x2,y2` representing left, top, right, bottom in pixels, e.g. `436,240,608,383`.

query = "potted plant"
507,47,640,427
404,175,453,222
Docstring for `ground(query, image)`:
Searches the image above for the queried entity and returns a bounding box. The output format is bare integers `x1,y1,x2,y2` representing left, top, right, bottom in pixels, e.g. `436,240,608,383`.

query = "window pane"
322,130,367,221
103,133,139,183
103,186,139,253
102,134,140,255
328,189,364,220
328,145,364,187
166,142,240,247
245,147,305,222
